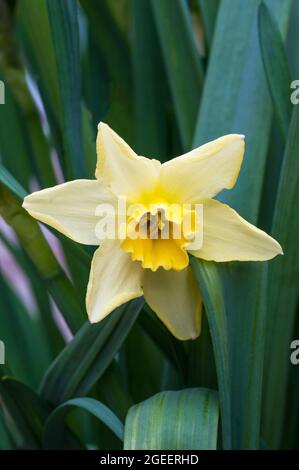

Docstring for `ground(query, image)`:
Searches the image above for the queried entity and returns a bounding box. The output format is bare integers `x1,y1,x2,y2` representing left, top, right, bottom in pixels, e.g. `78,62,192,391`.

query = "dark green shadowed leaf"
46,0,84,179
0,378,50,450
124,388,219,450
43,397,124,449
0,412,11,450
132,0,168,161
80,0,133,142
138,306,187,381
151,0,204,150
258,2,292,140
40,299,144,405
0,79,32,190
187,310,217,391
197,0,220,53
0,274,50,387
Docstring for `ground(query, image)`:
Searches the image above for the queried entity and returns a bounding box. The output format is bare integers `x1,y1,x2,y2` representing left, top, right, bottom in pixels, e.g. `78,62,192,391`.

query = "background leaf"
43,397,124,449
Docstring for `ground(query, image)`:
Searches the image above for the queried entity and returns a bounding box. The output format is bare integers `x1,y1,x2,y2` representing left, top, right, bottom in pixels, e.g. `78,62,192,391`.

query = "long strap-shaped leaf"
132,0,168,161
151,0,204,150
40,299,144,405
43,398,124,449
263,105,299,448
46,0,84,179
191,0,292,450
258,2,292,140
197,0,220,53
0,164,26,201
124,388,219,450
190,258,231,447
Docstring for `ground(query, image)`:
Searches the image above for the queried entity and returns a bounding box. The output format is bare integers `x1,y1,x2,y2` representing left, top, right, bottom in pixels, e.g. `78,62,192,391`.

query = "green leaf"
0,185,84,332
40,299,144,405
197,0,220,53
0,79,32,190
0,378,50,450
193,0,291,221
0,275,50,387
81,0,133,142
16,0,93,179
190,258,231,449
0,164,26,201
151,0,204,150
46,0,84,179
138,306,187,378
124,388,219,450
0,4,56,189
263,105,299,447
0,412,11,450
132,0,168,161
221,262,268,449
192,0,292,449
43,397,124,449
122,321,168,403
258,2,292,140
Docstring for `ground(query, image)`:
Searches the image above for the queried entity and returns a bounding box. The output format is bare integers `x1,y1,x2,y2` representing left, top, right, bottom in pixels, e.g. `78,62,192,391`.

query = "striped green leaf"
124,388,219,450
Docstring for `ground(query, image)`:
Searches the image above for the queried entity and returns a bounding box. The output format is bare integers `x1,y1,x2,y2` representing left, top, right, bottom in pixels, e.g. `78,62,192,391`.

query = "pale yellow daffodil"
23,123,282,340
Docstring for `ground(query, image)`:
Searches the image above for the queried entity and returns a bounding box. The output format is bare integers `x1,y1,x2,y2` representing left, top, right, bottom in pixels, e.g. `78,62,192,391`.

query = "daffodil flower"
23,123,282,340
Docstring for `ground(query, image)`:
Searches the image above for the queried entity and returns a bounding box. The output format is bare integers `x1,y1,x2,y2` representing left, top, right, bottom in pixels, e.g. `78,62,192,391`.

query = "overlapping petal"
96,123,161,202
86,240,143,323
160,134,245,203
189,198,283,261
23,180,115,245
142,266,202,340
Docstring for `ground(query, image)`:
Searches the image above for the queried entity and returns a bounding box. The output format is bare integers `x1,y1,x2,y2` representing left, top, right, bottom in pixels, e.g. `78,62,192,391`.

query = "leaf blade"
124,388,219,450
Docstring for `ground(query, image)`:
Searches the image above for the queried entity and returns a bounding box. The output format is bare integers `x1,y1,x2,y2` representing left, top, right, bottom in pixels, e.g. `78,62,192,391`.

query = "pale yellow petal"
190,198,283,261
160,134,245,203
23,180,115,245
96,122,160,201
86,240,143,323
143,267,202,340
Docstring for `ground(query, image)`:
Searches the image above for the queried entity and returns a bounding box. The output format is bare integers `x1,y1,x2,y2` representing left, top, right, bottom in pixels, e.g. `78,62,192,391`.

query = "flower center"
121,205,191,272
